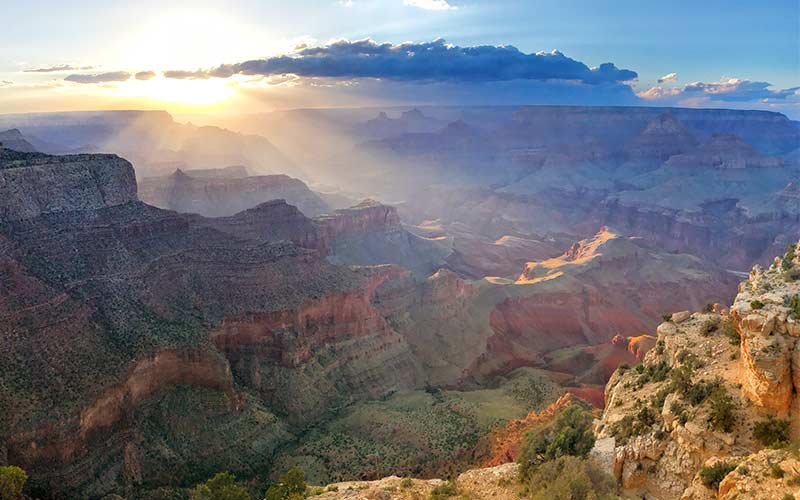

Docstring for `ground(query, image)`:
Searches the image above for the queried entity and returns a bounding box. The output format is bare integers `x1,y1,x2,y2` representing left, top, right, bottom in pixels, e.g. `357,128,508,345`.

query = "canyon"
0,103,797,499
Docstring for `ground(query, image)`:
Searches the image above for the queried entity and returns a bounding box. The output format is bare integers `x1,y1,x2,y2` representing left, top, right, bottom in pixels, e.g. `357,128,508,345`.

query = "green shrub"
264,468,307,500
686,379,722,406
609,402,658,445
700,317,719,336
662,314,672,323
670,364,694,395
789,295,800,319
753,416,791,447
703,303,715,313
721,318,740,345
633,361,671,388
0,466,27,500
783,244,796,271
190,472,250,500
707,387,735,433
771,464,785,479
521,456,617,500
518,403,595,477
750,300,765,310
698,462,736,490
429,481,458,500
783,494,795,500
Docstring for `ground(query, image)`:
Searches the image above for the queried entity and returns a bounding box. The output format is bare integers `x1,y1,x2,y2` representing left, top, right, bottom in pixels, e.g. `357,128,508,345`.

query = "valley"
0,103,797,500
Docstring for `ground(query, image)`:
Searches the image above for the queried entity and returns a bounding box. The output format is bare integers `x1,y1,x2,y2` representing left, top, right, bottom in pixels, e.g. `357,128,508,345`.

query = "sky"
1,0,798,117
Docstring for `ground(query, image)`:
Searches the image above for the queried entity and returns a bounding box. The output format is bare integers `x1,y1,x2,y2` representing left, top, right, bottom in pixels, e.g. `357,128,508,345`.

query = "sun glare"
116,76,236,111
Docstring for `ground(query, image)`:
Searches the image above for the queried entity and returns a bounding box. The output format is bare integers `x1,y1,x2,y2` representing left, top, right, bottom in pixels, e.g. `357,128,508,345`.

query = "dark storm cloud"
24,64,95,73
134,71,156,80
64,71,131,84
165,39,637,84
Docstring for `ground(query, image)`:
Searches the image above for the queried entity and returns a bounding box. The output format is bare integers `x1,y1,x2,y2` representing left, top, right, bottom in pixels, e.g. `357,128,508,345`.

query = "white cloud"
404,0,457,10
657,72,677,83
338,0,354,6
637,86,681,100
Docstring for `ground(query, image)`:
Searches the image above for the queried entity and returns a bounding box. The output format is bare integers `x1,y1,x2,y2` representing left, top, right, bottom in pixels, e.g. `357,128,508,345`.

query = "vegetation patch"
191,472,251,500
518,403,595,476
699,462,736,491
0,466,28,500
753,416,791,448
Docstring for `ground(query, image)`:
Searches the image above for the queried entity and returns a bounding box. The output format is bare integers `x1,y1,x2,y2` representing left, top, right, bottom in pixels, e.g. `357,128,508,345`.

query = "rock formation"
594,241,800,499
0,129,37,152
0,150,137,220
138,168,332,217
627,112,699,162
666,133,784,169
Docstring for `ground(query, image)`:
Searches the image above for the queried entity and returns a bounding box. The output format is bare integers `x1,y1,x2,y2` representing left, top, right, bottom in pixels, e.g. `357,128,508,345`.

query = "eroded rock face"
138,168,331,217
595,241,800,499
730,248,800,415
0,151,137,220
0,152,431,497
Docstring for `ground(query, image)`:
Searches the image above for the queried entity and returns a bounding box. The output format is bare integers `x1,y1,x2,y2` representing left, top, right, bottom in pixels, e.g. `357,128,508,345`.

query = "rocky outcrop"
138,168,331,217
729,246,800,415
0,151,137,220
594,241,800,499
319,200,451,277
627,112,698,161
313,463,520,500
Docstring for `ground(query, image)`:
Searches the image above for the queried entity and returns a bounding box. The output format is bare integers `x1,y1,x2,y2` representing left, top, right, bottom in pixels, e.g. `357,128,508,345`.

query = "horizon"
2,0,798,118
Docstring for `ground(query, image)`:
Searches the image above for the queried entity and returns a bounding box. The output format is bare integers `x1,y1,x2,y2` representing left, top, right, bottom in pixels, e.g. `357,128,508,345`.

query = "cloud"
338,0,354,5
163,69,211,80
165,39,637,85
639,78,800,103
0,80,13,87
683,78,799,102
637,86,682,100
134,71,156,81
64,71,131,84
657,72,677,84
404,0,456,10
24,64,94,73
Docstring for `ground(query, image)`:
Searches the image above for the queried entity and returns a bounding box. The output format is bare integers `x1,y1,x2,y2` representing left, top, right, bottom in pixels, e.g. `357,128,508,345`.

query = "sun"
113,75,235,111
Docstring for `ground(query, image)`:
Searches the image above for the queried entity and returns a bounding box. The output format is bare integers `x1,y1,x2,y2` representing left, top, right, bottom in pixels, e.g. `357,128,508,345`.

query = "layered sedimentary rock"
0,151,427,498
318,199,451,277
626,112,698,162
665,133,784,169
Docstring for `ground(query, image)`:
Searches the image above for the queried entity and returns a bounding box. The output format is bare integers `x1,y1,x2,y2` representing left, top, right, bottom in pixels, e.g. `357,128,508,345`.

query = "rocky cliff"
138,168,331,217
0,151,425,498
0,150,137,220
594,241,800,499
